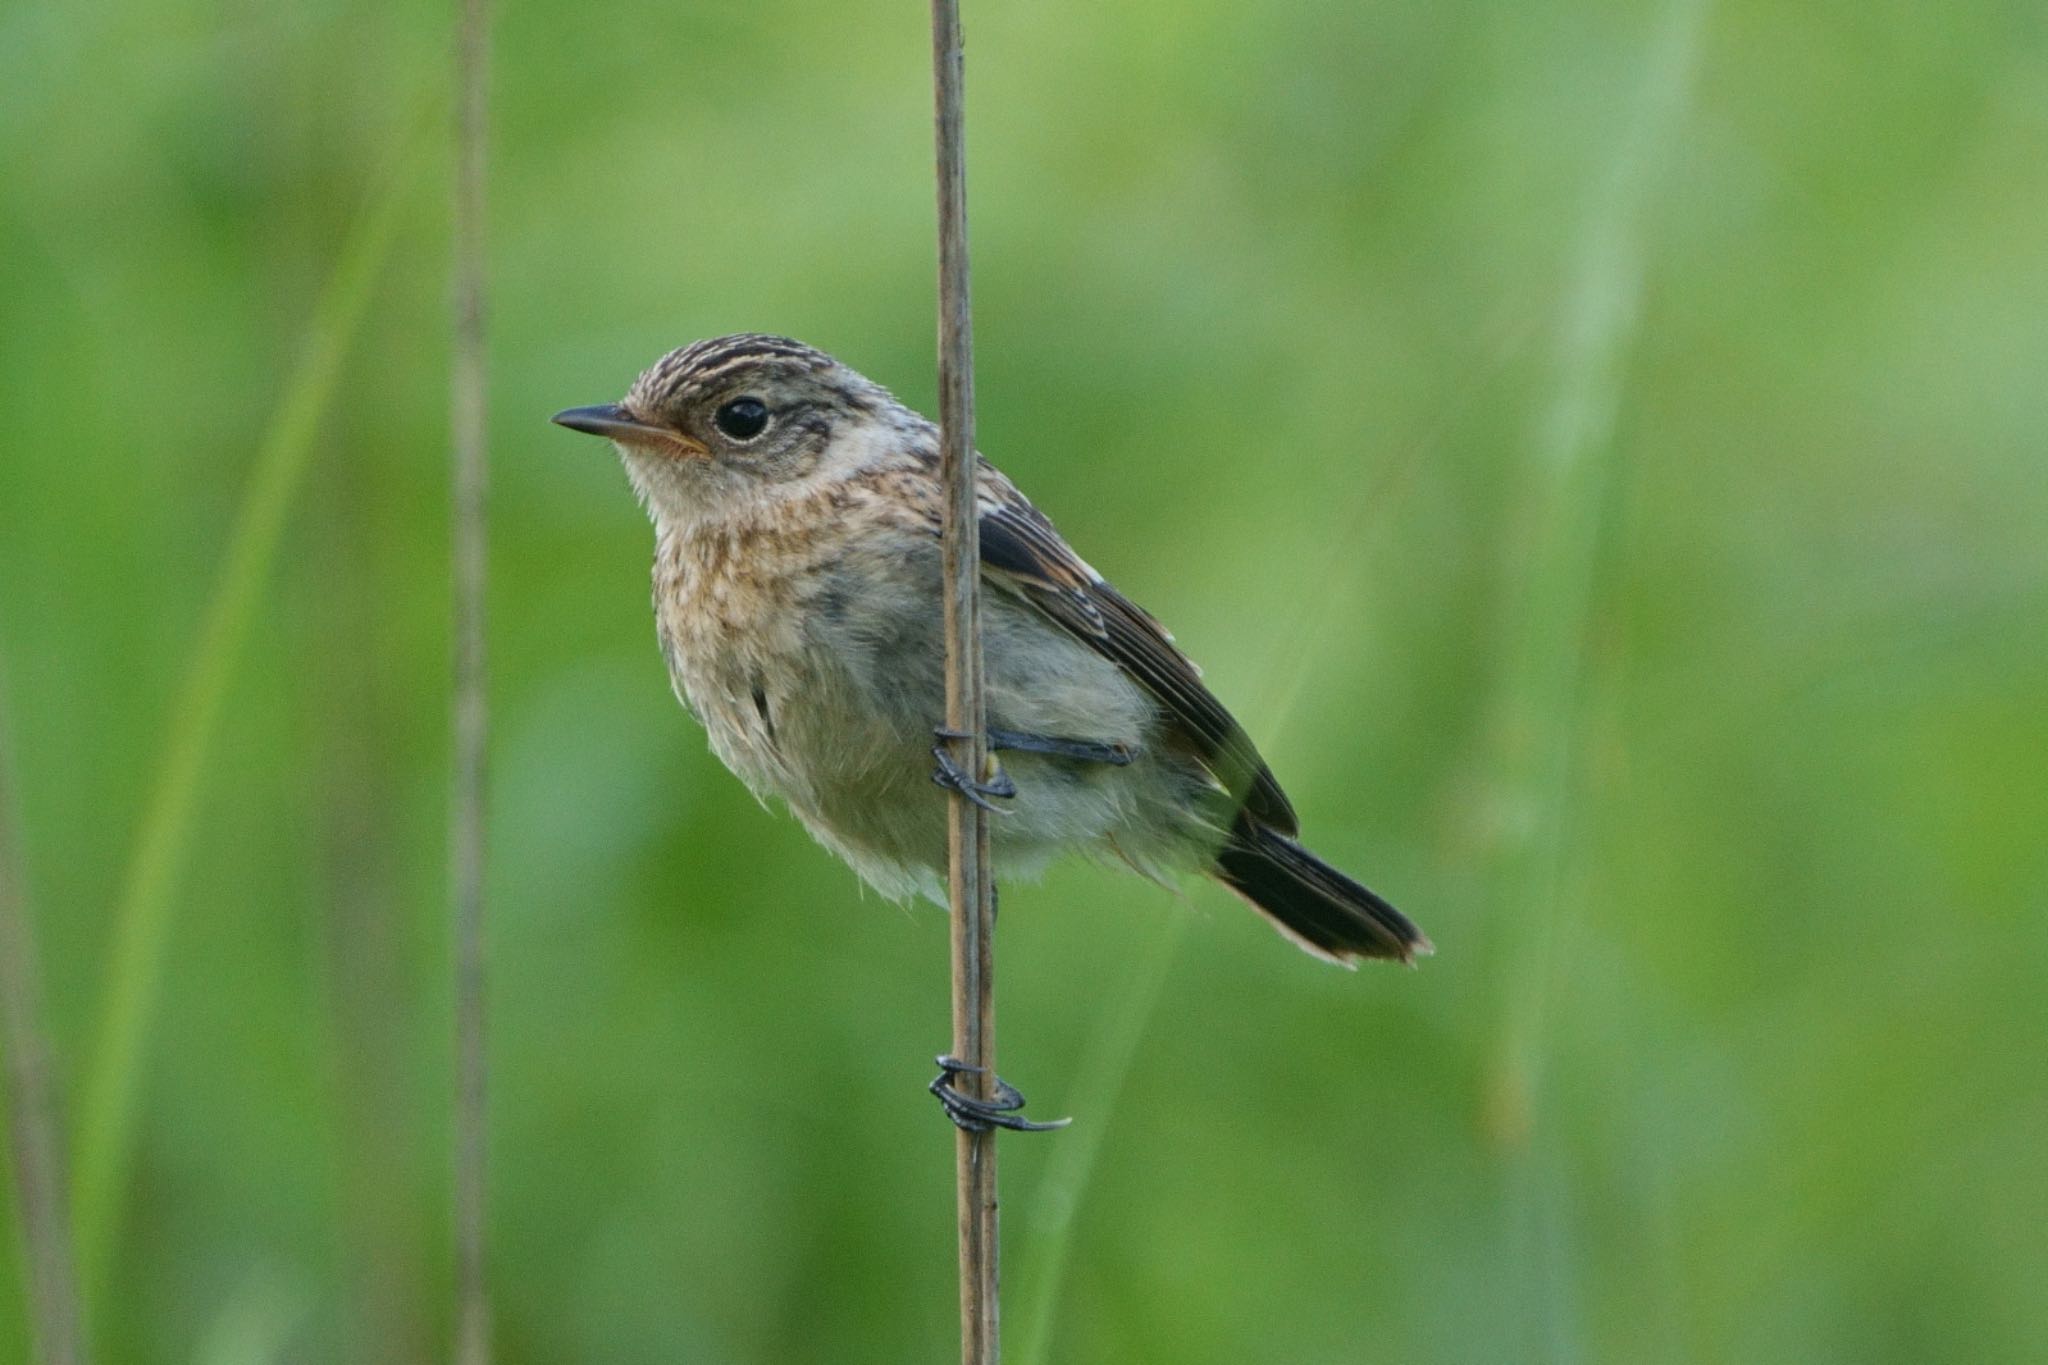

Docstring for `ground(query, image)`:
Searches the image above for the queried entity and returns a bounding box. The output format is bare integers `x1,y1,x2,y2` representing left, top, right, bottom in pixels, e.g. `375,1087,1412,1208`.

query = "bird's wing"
971,465,1300,835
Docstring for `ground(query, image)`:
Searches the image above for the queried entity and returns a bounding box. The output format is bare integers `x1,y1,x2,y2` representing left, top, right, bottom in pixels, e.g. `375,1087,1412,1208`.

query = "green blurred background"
3,0,2045,1360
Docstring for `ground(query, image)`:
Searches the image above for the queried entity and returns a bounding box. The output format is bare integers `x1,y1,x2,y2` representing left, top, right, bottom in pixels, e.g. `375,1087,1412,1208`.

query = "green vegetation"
1,0,2043,1361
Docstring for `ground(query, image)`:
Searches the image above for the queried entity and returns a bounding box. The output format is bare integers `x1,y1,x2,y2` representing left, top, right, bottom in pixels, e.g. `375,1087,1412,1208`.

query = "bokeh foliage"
2,0,2045,1361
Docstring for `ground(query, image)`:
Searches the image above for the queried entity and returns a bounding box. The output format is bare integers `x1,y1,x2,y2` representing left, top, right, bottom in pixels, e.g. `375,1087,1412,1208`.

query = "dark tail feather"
1210,817,1431,966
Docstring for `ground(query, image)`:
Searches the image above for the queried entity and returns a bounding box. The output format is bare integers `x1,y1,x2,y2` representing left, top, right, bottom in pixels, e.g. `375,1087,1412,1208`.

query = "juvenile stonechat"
553,334,1428,992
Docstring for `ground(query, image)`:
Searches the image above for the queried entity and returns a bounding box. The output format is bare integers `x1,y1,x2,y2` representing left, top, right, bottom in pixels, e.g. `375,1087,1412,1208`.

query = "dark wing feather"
975,484,1299,835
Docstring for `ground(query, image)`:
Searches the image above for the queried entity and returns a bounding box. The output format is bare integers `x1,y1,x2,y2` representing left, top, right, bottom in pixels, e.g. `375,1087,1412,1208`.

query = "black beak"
550,404,670,444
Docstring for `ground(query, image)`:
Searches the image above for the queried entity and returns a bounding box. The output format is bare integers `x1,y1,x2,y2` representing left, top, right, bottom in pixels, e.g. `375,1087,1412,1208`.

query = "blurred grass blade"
1486,0,1710,1135
1479,0,1709,1356
193,1267,309,1365
71,125,428,1288
1014,423,1437,1361
0,661,89,1365
1014,911,1181,1365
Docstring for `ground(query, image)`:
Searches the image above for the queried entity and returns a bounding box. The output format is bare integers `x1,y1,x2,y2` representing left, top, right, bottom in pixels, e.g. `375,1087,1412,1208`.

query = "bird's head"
553,334,898,522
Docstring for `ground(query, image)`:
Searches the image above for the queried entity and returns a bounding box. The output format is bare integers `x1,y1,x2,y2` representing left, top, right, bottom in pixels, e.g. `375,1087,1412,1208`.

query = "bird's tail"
1210,816,1431,966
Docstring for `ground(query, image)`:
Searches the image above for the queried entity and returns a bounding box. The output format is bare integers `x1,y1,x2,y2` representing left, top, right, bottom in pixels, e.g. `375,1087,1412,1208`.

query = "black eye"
714,397,770,441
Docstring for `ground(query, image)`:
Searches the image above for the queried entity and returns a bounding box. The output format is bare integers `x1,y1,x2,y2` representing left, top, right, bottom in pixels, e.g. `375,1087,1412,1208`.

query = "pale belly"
662,586,1216,904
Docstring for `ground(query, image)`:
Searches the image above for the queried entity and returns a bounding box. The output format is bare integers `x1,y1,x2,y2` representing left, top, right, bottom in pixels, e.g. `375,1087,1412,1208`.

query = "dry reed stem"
930,1,1001,1360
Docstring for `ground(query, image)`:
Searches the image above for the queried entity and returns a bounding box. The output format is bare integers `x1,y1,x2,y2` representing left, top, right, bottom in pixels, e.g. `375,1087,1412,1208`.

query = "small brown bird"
554,333,1428,987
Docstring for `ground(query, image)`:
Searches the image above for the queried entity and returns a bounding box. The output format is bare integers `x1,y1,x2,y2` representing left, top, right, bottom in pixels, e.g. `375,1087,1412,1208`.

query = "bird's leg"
930,729,1017,812
986,728,1136,767
929,1055,1071,1134
927,733,1063,1132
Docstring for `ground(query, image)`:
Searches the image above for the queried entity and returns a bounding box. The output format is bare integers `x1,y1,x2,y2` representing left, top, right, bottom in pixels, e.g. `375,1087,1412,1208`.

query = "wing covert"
975,491,1299,835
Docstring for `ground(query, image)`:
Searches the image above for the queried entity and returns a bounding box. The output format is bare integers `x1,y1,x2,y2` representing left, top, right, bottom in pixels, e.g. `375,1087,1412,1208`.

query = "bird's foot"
986,728,1136,767
930,733,1017,813
929,1055,1071,1134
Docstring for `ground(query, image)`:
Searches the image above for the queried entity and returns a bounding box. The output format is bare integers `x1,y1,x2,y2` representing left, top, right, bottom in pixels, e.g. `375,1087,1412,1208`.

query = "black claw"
931,737,1017,813
930,1055,1071,1134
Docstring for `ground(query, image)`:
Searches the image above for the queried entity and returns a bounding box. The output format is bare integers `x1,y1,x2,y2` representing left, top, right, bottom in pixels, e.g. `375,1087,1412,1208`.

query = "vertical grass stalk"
1487,0,1709,1152
71,128,425,1291
1479,2,1709,1357
449,0,493,1355
0,665,88,1365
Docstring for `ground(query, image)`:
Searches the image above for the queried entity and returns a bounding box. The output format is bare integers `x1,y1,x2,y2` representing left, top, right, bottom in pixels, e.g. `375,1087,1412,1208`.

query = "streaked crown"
625,333,843,416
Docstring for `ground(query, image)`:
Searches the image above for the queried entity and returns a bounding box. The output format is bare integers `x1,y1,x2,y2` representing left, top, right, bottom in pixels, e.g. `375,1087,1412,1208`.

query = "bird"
553,334,1429,1124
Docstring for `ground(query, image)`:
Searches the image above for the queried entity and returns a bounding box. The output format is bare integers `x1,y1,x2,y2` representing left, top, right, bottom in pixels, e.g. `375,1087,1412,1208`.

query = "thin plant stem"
449,0,493,1353
0,664,88,1365
70,126,427,1290
930,0,1000,1361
